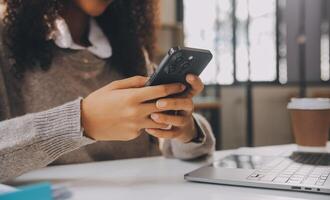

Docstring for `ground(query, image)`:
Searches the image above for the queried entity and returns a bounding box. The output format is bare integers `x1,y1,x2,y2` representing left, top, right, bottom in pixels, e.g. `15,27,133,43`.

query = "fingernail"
187,75,195,81
181,84,186,90
151,114,159,120
145,128,154,133
157,100,167,108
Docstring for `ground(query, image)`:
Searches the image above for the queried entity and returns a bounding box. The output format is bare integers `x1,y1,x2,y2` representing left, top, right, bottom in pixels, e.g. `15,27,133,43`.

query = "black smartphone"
145,46,213,89
145,47,212,127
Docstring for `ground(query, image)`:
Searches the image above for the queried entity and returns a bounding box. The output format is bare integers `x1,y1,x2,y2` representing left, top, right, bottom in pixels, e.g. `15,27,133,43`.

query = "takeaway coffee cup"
287,98,330,148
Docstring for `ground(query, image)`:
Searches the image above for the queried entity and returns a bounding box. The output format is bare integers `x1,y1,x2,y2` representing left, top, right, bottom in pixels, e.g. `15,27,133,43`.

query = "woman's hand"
145,74,204,143
81,76,186,141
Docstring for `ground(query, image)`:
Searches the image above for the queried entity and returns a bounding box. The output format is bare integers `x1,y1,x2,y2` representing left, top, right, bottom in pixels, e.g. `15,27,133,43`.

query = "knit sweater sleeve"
0,98,94,182
0,19,91,182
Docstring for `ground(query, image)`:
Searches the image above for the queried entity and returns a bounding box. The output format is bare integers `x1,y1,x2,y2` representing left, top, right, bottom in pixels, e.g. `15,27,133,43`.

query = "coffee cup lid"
287,98,330,110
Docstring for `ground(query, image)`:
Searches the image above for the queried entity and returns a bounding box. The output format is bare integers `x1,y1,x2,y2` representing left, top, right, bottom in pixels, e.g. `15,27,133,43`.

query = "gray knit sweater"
0,27,215,182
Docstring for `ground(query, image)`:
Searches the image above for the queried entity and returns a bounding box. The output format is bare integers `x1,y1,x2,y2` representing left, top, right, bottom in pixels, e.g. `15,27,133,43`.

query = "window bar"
247,0,251,83
214,1,222,149
232,0,237,83
246,0,254,147
176,0,184,23
298,0,306,97
327,0,330,82
214,0,221,84
275,0,280,83
328,0,330,74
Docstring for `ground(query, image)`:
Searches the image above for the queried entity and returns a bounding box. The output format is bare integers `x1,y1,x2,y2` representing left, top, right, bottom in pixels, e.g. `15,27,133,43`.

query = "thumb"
109,76,149,90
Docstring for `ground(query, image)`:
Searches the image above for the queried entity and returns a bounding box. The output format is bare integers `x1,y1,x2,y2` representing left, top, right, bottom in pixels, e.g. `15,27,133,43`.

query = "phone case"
145,47,213,87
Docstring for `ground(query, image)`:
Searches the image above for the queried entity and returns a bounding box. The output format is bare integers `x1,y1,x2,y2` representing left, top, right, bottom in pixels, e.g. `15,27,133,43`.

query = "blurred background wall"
157,0,330,150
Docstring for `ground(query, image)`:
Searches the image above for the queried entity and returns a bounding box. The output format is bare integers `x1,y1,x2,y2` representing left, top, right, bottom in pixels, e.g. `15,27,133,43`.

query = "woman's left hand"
145,74,204,143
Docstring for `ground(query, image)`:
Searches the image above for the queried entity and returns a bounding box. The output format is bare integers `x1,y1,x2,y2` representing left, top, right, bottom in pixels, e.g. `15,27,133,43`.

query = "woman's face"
74,0,114,16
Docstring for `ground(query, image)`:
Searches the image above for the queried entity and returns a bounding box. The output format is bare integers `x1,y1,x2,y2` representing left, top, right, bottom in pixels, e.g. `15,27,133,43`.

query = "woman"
0,0,215,182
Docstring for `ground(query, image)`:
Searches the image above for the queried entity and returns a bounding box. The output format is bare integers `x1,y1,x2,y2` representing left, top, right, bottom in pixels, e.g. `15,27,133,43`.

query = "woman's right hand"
81,76,186,141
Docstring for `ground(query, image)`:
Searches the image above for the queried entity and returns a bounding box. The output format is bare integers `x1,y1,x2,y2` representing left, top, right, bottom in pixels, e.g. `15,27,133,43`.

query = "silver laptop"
185,152,330,194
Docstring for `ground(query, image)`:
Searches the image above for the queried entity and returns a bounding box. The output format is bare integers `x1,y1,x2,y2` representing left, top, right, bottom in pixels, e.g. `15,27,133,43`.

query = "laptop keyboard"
247,152,330,186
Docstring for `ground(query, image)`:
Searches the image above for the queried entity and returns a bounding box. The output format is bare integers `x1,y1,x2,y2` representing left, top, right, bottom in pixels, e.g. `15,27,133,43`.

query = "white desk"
11,143,330,200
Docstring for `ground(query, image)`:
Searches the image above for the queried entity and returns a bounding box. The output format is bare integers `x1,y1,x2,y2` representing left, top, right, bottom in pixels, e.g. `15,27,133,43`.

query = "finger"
186,74,204,97
109,76,148,90
136,83,186,102
139,103,159,115
145,128,180,139
150,113,188,127
155,98,194,112
142,119,169,129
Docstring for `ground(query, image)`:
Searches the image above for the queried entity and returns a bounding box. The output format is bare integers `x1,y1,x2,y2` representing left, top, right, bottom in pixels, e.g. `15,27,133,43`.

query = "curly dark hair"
2,0,159,77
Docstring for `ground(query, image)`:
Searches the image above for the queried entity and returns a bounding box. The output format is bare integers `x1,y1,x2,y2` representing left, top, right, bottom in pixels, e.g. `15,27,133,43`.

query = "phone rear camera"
175,56,184,64
178,62,190,73
182,62,190,69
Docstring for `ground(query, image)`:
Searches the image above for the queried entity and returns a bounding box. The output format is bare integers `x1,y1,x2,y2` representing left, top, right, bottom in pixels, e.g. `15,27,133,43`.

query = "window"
183,0,330,85
184,0,234,84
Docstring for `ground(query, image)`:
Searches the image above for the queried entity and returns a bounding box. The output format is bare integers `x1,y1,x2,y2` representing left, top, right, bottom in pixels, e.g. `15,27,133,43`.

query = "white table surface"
10,143,330,200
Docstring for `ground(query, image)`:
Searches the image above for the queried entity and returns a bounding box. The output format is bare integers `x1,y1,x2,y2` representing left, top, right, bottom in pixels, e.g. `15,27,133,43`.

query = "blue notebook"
0,182,52,200
0,182,72,200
